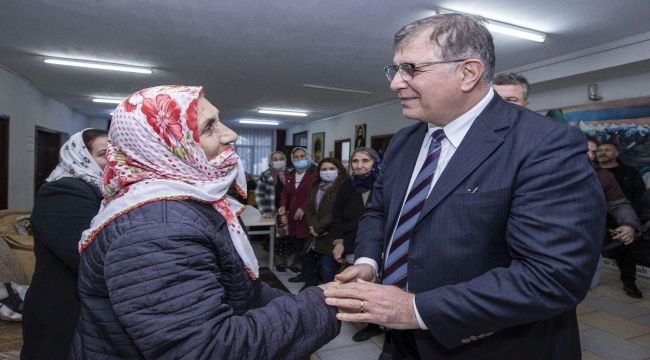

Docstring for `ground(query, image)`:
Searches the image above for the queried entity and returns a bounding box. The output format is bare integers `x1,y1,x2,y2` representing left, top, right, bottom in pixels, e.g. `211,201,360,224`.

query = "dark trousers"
604,244,638,284
302,250,337,286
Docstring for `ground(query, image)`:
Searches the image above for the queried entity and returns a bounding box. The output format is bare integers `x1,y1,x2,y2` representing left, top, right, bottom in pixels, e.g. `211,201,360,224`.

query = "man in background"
587,136,639,290
597,141,647,298
492,72,530,107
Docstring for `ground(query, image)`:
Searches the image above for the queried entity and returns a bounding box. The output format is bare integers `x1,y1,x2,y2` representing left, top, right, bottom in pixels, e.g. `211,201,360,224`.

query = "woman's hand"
333,244,345,263
294,208,305,220
309,226,319,237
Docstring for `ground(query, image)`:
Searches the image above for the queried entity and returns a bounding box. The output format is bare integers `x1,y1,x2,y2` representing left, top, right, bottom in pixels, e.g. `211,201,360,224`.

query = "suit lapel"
387,124,429,232
417,98,510,223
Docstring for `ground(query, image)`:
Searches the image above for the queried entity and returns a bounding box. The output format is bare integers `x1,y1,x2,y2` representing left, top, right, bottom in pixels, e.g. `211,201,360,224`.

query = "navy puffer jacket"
70,199,339,359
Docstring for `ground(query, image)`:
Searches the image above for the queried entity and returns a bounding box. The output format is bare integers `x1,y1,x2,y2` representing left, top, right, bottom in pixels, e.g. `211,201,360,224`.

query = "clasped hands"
319,263,420,330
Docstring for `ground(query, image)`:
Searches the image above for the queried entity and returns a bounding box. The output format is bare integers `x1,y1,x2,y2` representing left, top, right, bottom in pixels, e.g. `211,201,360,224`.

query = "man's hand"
612,225,636,245
335,263,375,283
324,281,419,330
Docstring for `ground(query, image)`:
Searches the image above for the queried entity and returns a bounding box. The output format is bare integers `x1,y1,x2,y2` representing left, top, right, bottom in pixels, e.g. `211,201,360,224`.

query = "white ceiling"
2,0,650,129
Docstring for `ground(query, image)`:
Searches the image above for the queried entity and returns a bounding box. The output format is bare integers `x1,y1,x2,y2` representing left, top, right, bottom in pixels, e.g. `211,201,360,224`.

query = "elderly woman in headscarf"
255,151,291,271
69,86,339,360
22,128,108,360
329,147,384,343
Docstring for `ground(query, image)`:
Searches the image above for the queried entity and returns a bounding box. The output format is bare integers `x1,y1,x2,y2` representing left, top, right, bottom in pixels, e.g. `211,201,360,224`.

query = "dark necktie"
382,129,446,289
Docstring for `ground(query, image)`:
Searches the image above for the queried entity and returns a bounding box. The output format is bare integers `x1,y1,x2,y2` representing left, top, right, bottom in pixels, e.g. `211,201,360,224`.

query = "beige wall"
0,68,94,210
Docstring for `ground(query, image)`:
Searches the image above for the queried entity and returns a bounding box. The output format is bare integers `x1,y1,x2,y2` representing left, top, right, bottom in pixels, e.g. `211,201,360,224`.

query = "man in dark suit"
324,13,605,359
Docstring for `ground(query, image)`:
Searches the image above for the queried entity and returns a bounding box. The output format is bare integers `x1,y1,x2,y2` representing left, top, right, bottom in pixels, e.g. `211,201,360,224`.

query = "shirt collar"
427,90,494,148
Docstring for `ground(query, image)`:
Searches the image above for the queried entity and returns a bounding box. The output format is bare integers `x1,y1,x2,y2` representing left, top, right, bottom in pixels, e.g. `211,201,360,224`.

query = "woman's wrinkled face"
351,152,374,176
292,149,307,161
197,97,238,160
89,136,109,170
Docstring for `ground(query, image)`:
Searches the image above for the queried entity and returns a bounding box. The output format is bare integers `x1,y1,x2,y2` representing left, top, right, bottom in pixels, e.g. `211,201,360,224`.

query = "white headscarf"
79,85,258,279
46,129,104,187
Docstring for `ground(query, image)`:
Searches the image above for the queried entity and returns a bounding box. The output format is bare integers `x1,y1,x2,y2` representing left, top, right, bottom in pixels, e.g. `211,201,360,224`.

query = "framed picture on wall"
293,131,308,147
354,124,366,149
312,132,325,162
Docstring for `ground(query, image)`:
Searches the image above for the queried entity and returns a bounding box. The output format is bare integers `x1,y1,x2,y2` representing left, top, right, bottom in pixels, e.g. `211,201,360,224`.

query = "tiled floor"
4,250,650,359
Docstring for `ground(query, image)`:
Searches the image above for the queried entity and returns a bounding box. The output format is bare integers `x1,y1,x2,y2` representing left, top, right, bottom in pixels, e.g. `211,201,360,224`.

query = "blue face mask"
293,159,309,169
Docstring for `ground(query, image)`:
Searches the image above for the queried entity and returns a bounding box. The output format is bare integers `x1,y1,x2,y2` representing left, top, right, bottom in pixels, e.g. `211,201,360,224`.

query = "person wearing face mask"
302,158,350,291
279,147,319,280
69,86,340,359
255,151,291,271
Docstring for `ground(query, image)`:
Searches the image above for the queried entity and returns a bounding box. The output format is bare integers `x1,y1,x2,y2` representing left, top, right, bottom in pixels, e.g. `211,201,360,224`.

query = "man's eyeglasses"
384,59,467,82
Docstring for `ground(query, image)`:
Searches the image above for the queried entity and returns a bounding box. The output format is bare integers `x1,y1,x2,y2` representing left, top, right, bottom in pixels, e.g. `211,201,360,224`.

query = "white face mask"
271,160,286,170
320,170,339,182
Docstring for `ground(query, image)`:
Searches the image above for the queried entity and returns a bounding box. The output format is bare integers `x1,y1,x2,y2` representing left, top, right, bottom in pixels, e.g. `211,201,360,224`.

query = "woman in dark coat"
69,85,339,360
329,147,384,343
302,158,350,289
21,128,108,360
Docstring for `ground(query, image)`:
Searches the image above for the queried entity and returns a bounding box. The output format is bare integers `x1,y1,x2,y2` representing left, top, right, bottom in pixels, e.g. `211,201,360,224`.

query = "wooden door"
34,127,63,196
370,134,394,159
0,116,8,209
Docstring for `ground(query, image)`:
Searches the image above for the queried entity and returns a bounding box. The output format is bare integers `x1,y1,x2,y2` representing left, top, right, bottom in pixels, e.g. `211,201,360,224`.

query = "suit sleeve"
416,126,605,349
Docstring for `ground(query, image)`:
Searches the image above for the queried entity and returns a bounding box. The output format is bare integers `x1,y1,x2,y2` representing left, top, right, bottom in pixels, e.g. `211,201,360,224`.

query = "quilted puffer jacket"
69,199,340,359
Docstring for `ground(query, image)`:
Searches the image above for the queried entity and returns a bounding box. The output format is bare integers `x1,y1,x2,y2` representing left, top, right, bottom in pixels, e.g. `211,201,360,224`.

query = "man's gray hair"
393,13,495,82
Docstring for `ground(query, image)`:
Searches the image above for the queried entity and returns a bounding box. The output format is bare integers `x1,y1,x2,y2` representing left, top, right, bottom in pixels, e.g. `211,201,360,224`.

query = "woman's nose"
219,125,238,144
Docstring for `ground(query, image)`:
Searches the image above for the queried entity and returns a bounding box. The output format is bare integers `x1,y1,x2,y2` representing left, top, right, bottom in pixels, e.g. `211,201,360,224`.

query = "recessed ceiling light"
92,98,123,104
436,8,546,43
258,108,308,117
238,119,280,126
44,58,153,74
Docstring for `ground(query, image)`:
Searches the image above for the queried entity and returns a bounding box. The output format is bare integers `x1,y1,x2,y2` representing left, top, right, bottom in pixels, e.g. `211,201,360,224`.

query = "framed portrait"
354,124,366,149
312,132,325,162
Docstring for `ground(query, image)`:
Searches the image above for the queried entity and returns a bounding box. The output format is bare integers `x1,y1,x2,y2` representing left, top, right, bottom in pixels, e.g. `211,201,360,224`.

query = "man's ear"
459,59,485,92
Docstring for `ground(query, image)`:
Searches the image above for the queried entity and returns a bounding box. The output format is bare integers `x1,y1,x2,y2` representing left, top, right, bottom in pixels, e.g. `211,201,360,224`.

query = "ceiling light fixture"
303,83,372,95
238,119,280,126
258,108,308,117
44,58,153,74
92,98,124,104
437,8,546,43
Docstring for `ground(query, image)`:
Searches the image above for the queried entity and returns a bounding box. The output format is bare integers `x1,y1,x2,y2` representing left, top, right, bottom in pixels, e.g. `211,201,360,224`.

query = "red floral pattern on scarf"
141,94,183,147
186,98,200,143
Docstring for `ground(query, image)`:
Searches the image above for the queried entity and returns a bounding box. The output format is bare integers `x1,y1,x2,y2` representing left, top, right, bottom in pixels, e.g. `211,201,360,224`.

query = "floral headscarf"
46,129,104,187
79,85,258,279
